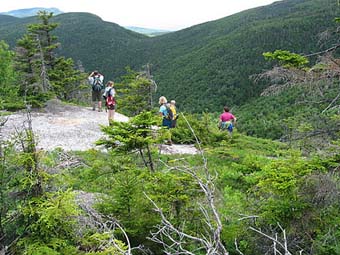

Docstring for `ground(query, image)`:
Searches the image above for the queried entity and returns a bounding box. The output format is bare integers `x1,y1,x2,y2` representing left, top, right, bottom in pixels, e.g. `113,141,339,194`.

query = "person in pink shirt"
219,106,237,133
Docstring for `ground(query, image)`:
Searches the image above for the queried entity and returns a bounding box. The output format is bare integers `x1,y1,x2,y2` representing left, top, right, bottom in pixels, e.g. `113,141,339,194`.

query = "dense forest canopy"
0,0,340,254
0,0,338,112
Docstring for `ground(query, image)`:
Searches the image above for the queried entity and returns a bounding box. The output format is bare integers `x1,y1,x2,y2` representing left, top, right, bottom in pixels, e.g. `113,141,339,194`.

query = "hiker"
169,100,178,128
88,70,104,111
159,96,172,144
218,106,237,134
103,81,116,125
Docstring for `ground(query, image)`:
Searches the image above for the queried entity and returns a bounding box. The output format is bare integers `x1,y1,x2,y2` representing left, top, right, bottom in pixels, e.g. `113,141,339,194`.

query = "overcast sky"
1,0,279,30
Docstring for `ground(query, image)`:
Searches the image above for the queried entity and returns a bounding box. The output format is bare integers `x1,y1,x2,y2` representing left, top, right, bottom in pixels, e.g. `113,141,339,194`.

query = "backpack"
92,76,103,91
220,121,233,132
164,104,174,120
170,105,179,120
104,88,115,107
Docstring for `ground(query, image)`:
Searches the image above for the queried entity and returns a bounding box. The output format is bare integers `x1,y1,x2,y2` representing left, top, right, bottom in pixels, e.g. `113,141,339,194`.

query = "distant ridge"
0,7,63,18
0,0,338,112
125,26,172,36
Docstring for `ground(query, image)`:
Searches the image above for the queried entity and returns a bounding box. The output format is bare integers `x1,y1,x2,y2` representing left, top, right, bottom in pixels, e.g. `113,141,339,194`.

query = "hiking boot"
92,107,95,111
98,109,102,112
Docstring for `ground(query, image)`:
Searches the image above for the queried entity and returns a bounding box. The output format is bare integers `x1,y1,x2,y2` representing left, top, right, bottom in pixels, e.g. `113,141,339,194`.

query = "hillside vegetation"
0,0,338,112
1,3,340,254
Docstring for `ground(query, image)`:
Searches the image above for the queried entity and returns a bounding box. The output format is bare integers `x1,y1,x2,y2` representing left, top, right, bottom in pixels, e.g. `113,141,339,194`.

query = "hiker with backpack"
169,100,178,128
88,70,104,111
218,106,237,135
103,81,116,125
159,96,173,144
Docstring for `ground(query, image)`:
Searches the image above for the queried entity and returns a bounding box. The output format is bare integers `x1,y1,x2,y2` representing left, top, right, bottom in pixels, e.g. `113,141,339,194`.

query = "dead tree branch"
234,238,245,255
303,43,340,57
146,113,228,254
77,193,145,255
322,91,340,113
249,224,293,255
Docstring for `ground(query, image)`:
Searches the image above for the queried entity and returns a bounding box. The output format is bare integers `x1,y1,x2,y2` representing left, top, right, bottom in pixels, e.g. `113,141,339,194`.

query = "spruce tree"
117,67,156,116
15,11,86,103
0,41,18,107
27,11,59,70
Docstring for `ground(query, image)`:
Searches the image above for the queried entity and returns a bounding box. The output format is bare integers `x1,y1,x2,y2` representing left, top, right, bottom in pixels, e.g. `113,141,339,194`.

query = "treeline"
0,3,340,254
0,0,338,112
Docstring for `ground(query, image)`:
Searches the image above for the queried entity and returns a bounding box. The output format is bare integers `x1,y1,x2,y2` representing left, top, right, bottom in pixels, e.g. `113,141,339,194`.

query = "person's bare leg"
98,101,102,112
108,109,115,125
111,110,115,121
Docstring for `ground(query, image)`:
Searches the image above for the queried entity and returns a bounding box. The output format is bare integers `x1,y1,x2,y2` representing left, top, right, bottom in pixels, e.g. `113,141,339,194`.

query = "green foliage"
0,0,338,112
96,167,202,252
17,190,79,253
97,111,161,171
97,111,159,151
237,79,340,151
3,119,338,254
171,112,233,145
95,168,158,248
81,232,128,254
0,40,21,110
263,49,309,68
48,56,86,100
253,154,312,223
0,128,80,253
1,1,340,253
13,11,87,108
27,11,59,69
116,67,155,116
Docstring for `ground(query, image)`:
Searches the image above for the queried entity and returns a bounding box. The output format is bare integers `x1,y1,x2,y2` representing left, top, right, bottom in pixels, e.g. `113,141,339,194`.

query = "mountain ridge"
125,26,172,36
1,7,172,36
0,0,337,112
0,7,63,17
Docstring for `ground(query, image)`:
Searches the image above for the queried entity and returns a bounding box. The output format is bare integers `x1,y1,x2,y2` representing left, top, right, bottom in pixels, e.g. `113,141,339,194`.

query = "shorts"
220,121,233,132
162,118,172,128
92,90,102,101
107,104,116,110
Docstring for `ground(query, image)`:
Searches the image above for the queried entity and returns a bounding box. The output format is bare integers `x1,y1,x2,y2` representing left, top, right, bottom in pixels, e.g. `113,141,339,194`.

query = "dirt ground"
1,99,198,154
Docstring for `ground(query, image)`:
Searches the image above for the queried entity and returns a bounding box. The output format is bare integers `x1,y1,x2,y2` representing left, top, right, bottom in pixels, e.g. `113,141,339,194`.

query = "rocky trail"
1,100,198,155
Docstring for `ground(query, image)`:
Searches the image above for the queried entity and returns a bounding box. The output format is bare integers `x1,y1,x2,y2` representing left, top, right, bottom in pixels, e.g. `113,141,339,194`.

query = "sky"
1,0,279,31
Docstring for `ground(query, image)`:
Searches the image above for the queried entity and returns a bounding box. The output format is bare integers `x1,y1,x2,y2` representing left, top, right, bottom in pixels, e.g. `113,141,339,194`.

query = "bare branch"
234,239,244,255
303,43,340,57
321,92,340,114
77,192,146,255
249,225,293,255
146,113,228,254
237,214,259,221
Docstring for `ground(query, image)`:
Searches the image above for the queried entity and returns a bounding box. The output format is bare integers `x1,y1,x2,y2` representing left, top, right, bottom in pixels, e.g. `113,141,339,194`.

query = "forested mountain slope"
0,0,338,111
147,0,338,110
0,13,149,77
53,13,149,76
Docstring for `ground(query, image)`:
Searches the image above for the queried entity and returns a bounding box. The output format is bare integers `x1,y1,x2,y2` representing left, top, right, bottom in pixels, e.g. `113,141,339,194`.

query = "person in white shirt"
88,70,104,111
103,81,116,125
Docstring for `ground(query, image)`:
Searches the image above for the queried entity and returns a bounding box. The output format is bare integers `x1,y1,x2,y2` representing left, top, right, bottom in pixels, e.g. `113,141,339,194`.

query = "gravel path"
1,99,198,154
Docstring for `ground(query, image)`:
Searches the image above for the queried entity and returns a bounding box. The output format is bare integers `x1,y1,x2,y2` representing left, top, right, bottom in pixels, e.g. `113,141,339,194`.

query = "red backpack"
106,95,115,107
104,88,115,107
